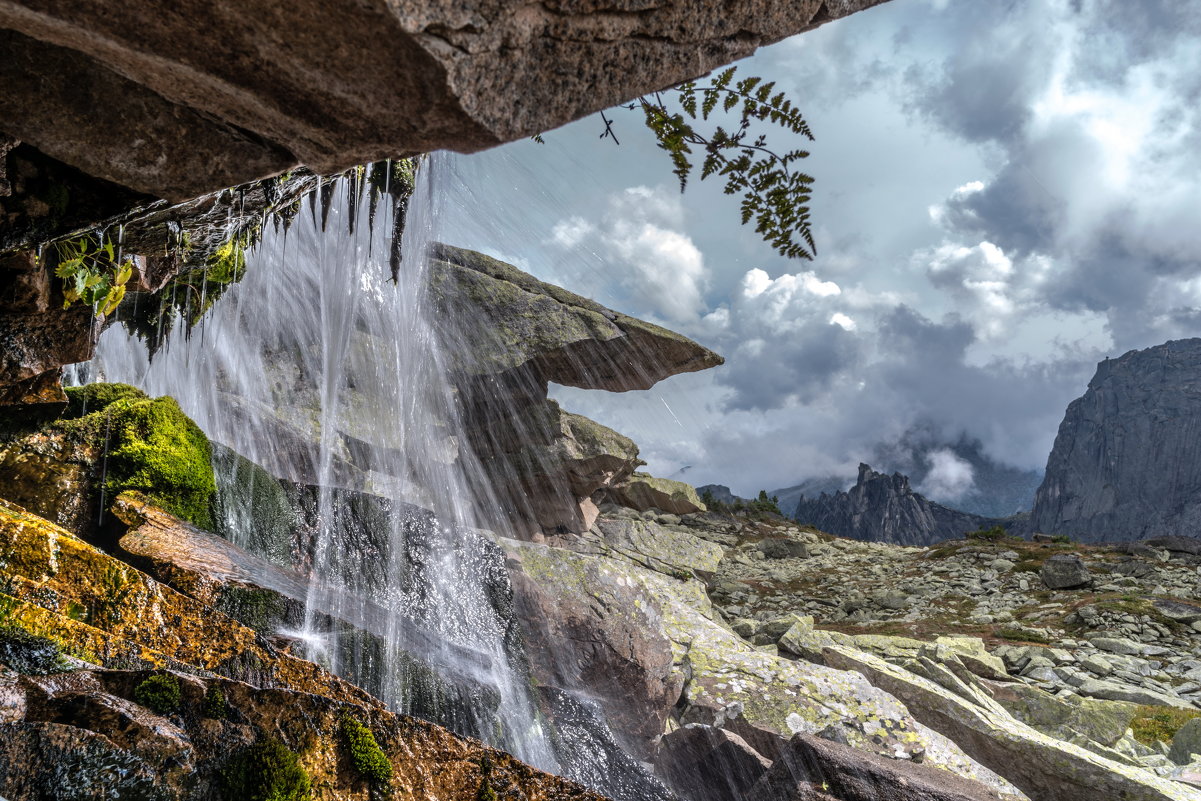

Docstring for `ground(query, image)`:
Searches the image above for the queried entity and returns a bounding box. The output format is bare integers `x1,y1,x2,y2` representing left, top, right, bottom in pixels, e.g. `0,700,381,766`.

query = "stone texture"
744,733,1011,801
793,463,1002,546
1040,554,1091,589
823,646,1193,801
0,669,604,801
655,724,771,801
0,0,887,202
505,537,1026,798
1032,339,1201,543
507,542,682,759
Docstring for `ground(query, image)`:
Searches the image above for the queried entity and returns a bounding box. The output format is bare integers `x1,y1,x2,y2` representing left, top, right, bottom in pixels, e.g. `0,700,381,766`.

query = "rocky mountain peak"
1031,338,1201,543
794,462,1001,546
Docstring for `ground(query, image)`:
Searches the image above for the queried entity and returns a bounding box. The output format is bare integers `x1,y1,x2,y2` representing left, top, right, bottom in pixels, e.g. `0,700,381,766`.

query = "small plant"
134,673,182,715
629,66,818,260
53,235,135,315
222,738,312,801
340,712,392,786
203,684,229,720
1051,534,1071,544
966,525,1009,543
477,754,497,801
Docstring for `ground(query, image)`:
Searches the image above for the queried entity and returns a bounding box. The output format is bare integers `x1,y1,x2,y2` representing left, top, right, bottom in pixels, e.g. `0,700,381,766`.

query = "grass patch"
1130,705,1201,746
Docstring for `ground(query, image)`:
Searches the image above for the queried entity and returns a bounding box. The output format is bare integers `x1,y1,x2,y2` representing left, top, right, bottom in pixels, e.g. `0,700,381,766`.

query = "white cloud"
918,448,975,501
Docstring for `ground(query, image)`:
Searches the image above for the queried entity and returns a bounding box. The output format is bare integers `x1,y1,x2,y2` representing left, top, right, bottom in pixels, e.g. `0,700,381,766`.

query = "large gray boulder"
1032,339,1201,543
1040,554,1091,589
0,0,887,202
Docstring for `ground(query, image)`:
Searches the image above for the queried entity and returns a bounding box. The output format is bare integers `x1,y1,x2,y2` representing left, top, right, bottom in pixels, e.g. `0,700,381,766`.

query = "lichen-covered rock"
581,510,726,578
1040,554,1091,589
429,243,723,393
823,645,1194,801
609,473,708,515
505,538,1026,799
983,681,1138,750
0,498,373,706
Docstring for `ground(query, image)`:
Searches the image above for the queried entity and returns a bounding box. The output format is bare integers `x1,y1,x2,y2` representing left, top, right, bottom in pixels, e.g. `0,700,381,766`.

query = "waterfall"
83,156,558,771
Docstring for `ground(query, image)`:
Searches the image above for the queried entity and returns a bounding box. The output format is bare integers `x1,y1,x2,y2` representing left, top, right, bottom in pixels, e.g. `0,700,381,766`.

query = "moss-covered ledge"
0,383,216,535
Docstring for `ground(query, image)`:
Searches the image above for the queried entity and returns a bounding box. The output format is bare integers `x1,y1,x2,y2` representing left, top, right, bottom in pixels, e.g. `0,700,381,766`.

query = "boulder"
609,473,707,515
759,538,811,559
655,724,772,801
1171,719,1201,765
506,542,682,758
744,733,1012,801
588,512,726,577
983,681,1138,749
1040,554,1091,589
505,537,1025,798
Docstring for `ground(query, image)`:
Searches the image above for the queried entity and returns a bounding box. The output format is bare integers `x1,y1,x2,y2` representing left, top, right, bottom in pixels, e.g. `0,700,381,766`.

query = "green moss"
1130,705,1201,746
63,383,147,418
340,712,393,786
133,673,182,715
203,684,229,720
476,754,497,801
217,586,287,634
222,739,312,801
59,387,216,529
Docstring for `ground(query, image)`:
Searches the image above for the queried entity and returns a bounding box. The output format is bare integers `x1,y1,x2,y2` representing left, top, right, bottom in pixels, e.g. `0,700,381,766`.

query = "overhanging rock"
0,0,889,201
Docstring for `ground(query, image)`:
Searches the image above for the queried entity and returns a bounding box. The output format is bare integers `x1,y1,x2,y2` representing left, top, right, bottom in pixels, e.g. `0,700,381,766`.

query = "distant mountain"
695,484,741,505
1032,339,1201,543
774,432,1041,522
769,477,849,522
792,463,1005,546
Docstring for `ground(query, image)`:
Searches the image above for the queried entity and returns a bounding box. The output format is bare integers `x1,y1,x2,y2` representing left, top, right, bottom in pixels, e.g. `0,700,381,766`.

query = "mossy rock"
59,385,216,530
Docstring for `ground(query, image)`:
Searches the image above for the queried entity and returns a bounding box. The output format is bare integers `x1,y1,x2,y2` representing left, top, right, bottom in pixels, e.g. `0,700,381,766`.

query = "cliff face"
1031,339,1201,543
792,463,997,546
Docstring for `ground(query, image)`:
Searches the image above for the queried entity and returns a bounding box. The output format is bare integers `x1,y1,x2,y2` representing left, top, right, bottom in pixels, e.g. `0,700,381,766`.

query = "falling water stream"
83,156,559,771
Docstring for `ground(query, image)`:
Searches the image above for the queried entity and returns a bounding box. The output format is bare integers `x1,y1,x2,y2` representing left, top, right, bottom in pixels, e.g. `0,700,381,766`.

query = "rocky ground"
520,501,1201,800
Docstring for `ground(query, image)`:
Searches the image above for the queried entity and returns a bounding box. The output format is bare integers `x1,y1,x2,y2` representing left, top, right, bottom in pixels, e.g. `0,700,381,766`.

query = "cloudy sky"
428,0,1201,502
